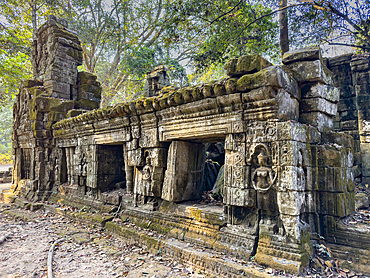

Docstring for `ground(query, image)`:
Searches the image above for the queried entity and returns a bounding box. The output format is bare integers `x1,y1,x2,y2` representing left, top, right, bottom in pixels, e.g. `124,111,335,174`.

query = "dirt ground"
0,204,205,278
0,203,369,278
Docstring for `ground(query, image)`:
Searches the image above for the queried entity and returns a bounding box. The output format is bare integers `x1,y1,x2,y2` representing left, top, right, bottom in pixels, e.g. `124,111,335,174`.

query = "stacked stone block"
12,16,101,201
328,54,370,184
32,15,83,100
316,133,355,224
76,71,102,110
283,48,339,132
351,55,370,184
144,65,171,97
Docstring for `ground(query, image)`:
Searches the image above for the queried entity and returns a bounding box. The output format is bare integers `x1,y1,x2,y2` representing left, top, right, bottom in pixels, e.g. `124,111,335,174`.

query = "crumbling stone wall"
11,16,101,201
46,50,356,274
328,54,370,185
11,18,365,275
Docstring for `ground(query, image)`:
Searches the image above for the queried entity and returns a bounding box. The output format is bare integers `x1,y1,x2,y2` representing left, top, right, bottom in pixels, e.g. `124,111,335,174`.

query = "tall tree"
279,0,289,56
282,0,370,52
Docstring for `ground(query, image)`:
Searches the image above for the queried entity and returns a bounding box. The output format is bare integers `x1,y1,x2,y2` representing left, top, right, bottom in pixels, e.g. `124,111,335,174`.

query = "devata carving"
252,153,277,210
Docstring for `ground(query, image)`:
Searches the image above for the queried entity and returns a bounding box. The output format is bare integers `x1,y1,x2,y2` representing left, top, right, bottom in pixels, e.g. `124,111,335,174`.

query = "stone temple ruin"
6,16,370,274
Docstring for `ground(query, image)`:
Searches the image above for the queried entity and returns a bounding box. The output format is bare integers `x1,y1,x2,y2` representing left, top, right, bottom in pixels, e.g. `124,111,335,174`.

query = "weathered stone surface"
236,66,299,98
318,191,354,217
301,83,340,103
282,47,321,65
242,87,299,121
328,53,353,67
360,143,370,178
32,16,83,100
355,192,369,210
12,22,364,275
144,65,171,97
350,56,370,72
161,141,205,202
300,97,337,116
299,112,333,132
284,60,333,85
225,55,273,77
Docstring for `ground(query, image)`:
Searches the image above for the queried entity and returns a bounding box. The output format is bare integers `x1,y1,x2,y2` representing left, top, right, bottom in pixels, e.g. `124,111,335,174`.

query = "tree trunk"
29,0,38,78
29,0,38,41
279,0,289,57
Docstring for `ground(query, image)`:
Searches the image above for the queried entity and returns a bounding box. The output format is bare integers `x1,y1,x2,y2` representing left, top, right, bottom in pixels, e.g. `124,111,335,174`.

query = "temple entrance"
60,148,67,184
21,148,32,179
97,145,125,192
161,139,225,204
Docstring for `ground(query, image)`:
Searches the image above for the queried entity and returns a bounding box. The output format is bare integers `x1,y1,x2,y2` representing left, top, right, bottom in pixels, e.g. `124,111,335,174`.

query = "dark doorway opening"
97,144,125,192
21,148,32,179
60,148,67,184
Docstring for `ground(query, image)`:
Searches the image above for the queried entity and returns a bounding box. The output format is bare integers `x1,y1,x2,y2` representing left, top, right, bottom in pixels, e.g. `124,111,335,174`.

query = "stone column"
161,141,205,202
351,55,370,184
283,47,339,132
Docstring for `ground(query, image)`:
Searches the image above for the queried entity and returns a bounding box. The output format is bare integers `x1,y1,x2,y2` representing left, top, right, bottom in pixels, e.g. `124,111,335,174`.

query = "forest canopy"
0,0,369,163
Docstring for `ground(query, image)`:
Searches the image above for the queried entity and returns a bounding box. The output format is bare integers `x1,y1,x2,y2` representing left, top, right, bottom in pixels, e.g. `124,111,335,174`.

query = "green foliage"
4,0,368,109
262,0,370,53
0,50,31,103
188,63,227,85
163,0,279,67
0,102,13,164
0,0,54,104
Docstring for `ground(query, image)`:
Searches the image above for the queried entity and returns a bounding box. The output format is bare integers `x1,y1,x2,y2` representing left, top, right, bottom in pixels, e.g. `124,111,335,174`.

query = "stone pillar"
32,15,83,99
351,55,370,184
282,47,339,132
161,141,205,202
143,65,171,97
223,133,255,224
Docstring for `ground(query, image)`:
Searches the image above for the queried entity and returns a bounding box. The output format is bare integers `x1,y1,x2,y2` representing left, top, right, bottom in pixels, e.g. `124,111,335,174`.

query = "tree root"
0,232,11,245
47,237,66,278
47,231,86,278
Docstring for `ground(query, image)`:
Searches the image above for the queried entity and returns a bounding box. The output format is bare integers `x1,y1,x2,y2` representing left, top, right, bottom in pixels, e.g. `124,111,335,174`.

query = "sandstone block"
278,166,306,191
327,53,352,67
350,57,370,72
340,120,358,131
277,191,305,216
355,192,369,210
225,78,238,94
225,54,273,77
299,112,333,132
282,47,321,64
360,143,370,177
318,191,353,217
284,60,333,85
277,121,313,143
300,98,337,116
321,131,354,149
301,83,340,103
317,145,342,168
236,66,298,98
161,141,205,202
317,167,346,192
127,149,144,167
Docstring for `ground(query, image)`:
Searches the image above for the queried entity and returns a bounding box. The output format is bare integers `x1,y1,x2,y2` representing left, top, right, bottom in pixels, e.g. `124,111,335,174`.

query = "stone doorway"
97,145,125,192
21,148,32,180
161,139,225,204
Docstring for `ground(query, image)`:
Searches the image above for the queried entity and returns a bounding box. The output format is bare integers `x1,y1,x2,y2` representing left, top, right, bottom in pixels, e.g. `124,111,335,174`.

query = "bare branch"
208,0,243,26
